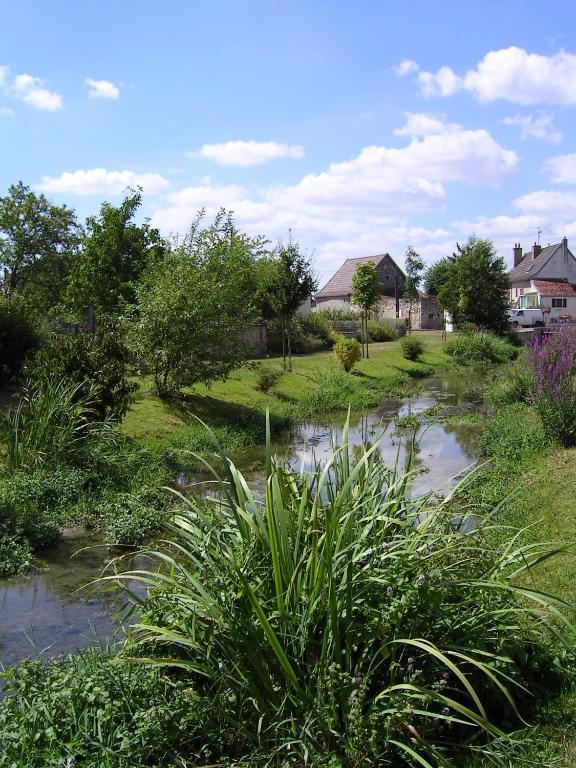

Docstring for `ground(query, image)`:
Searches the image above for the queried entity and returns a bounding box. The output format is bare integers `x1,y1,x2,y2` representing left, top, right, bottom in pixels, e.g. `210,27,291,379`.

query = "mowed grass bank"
122,331,452,450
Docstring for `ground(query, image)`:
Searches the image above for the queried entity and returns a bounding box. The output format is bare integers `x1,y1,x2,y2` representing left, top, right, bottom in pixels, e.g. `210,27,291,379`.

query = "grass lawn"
122,331,452,446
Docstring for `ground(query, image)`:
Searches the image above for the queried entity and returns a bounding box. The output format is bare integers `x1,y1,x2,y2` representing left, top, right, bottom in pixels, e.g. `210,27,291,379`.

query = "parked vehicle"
508,308,545,327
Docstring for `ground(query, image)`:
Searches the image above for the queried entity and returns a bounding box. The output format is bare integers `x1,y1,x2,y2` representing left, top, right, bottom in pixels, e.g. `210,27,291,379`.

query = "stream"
0,371,488,670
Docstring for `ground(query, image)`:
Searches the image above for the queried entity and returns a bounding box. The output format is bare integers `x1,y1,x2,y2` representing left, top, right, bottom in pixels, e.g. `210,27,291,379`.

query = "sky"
2,0,576,285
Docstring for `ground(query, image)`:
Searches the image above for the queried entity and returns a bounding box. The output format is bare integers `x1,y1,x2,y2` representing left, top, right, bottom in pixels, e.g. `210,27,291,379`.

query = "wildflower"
386,586,394,598
442,707,450,716
417,574,426,588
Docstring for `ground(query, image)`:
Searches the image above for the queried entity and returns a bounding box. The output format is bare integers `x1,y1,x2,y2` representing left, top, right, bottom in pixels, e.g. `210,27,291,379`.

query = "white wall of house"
313,295,352,312
539,242,576,283
539,295,576,320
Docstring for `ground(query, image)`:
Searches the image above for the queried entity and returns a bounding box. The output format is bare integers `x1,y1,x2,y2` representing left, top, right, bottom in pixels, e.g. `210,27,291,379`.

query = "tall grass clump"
113,417,574,767
0,375,113,473
400,334,424,360
528,325,576,447
444,331,518,366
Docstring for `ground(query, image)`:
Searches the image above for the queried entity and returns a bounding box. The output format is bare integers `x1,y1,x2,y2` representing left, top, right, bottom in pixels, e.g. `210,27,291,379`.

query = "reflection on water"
0,371,485,669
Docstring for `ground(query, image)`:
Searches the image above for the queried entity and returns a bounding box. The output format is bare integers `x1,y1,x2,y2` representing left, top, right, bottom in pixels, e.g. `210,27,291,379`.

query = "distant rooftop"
509,243,560,282
316,253,404,298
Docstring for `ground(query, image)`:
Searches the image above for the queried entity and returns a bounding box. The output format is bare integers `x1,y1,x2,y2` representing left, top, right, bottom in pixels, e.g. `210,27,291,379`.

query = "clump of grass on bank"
444,331,518,366
107,421,574,768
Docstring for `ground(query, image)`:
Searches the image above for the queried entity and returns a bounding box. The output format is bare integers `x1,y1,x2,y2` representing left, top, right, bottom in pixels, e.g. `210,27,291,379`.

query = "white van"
508,308,545,327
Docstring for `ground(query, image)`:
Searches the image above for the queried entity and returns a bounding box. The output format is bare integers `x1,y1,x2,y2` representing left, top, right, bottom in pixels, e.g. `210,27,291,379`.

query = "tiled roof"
508,243,560,282
532,279,576,297
316,253,395,298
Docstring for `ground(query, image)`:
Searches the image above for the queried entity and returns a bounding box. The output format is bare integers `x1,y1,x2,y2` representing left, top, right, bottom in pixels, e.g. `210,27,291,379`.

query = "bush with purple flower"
528,325,576,446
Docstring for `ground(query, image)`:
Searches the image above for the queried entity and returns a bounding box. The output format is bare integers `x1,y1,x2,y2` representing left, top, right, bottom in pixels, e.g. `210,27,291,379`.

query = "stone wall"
376,295,443,330
241,323,268,358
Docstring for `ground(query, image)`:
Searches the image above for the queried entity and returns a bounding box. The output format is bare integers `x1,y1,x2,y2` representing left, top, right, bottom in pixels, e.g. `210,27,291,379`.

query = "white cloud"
512,189,576,218
85,78,120,99
191,140,305,166
0,65,8,86
12,73,63,111
544,153,576,184
37,168,170,196
0,107,14,117
501,112,562,143
394,59,419,76
152,116,516,275
419,47,576,104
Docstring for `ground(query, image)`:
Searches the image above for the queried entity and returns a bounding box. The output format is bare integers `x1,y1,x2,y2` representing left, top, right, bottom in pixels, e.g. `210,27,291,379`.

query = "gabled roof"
508,243,560,282
532,279,576,297
315,253,403,298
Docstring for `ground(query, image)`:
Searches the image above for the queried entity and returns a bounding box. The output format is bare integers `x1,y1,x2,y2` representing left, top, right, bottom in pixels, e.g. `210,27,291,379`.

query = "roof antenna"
288,227,292,243
537,227,542,245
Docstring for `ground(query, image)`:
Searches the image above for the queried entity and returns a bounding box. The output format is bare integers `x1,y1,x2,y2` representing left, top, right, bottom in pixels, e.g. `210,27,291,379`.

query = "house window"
552,298,567,308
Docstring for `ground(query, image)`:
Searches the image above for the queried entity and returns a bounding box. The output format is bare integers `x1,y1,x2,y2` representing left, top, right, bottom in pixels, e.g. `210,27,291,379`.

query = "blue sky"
2,0,576,283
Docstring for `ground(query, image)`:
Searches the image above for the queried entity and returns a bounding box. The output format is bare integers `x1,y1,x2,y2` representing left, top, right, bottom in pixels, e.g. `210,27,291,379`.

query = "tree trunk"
287,318,292,372
281,315,286,370
365,311,369,358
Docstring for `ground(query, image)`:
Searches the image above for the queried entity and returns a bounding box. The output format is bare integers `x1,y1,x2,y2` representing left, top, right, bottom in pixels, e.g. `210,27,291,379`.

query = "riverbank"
122,331,452,450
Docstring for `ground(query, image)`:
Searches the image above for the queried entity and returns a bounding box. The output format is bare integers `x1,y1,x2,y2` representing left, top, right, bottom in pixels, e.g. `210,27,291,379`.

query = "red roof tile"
532,279,576,297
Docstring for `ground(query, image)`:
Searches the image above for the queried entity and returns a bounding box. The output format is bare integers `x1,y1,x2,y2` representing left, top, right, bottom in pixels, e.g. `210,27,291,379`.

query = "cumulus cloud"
37,168,170,196
0,65,8,86
0,107,14,117
152,116,517,275
501,112,562,143
544,153,576,184
418,47,576,104
191,140,305,166
85,78,120,99
394,59,419,76
12,73,63,111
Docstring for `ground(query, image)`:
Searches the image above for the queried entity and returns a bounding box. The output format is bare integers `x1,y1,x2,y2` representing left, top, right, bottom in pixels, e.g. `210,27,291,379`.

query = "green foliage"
0,295,41,384
255,363,284,393
333,335,362,371
266,316,328,354
437,237,510,333
403,246,425,303
424,257,452,297
367,320,395,342
114,427,573,767
66,191,166,315
0,649,196,768
0,529,32,577
135,211,259,396
101,491,171,546
443,331,518,366
351,260,381,311
400,334,424,360
0,375,114,473
0,181,80,309
478,403,551,465
29,317,137,422
302,311,333,347
486,362,533,408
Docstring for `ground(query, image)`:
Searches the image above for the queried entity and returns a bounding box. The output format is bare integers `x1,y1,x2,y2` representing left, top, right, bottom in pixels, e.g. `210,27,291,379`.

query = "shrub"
0,649,196,767
400,334,424,360
443,331,518,366
101,491,172,546
0,295,40,385
367,320,395,342
302,312,333,347
29,315,138,422
478,403,550,465
267,316,329,354
333,335,361,372
0,529,32,577
528,326,576,447
255,363,283,393
115,427,572,767
486,362,533,408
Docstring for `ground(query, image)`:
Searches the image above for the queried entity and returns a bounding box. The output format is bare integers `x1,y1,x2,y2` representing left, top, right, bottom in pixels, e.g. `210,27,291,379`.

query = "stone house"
509,237,576,321
313,253,443,330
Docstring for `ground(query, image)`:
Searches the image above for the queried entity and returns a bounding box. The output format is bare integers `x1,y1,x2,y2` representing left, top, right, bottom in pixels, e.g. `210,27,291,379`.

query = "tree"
0,181,80,309
403,246,425,333
66,190,166,316
424,257,453,297
437,236,510,333
135,211,259,397
258,243,317,371
351,260,380,358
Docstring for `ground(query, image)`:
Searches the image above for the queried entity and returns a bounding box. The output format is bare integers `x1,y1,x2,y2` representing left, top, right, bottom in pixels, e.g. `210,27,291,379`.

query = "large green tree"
437,237,510,332
0,181,80,309
66,190,165,316
423,257,453,297
135,211,260,397
351,260,380,358
403,246,425,333
256,243,317,371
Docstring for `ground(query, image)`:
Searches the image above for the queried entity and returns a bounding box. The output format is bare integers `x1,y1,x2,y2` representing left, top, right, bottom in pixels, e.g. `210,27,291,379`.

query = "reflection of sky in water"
0,374,485,670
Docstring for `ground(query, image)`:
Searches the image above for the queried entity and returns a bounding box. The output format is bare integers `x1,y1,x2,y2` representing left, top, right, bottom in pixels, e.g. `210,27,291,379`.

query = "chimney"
532,242,542,260
513,242,523,267
563,236,568,277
